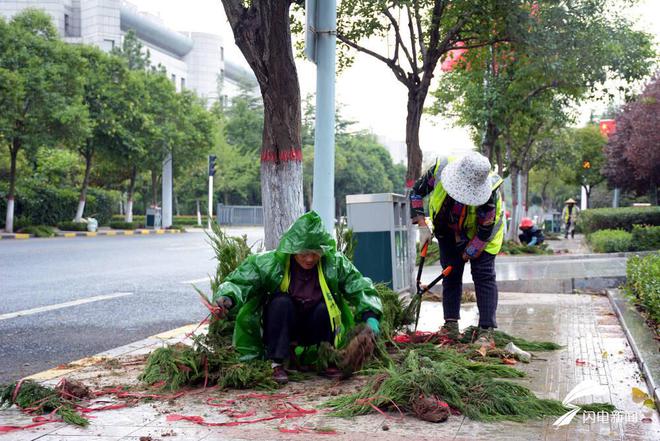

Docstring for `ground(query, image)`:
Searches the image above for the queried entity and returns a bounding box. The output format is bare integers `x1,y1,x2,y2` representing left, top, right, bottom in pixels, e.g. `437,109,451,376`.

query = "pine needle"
459,326,563,351
0,380,88,426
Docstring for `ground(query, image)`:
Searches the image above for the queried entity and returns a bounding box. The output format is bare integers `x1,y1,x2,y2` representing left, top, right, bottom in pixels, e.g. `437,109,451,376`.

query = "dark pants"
437,235,498,328
264,292,332,362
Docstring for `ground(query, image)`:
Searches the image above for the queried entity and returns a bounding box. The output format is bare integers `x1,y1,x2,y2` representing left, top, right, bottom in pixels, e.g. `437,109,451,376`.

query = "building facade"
0,0,255,106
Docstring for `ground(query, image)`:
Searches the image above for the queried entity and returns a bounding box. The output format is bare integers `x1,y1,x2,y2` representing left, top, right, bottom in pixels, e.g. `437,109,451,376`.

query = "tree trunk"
4,141,19,233
222,0,304,250
521,169,529,217
649,180,658,206
196,199,202,226
75,149,93,222
481,120,499,162
405,88,425,186
495,143,504,177
151,170,158,207
125,166,137,223
507,166,520,241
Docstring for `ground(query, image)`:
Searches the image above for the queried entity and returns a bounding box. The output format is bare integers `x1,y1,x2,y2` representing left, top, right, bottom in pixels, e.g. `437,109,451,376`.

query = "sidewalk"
1,292,658,440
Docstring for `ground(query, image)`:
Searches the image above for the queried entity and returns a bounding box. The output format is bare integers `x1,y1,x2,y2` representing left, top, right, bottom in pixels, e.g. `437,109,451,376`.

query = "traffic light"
582,160,591,170
208,155,217,177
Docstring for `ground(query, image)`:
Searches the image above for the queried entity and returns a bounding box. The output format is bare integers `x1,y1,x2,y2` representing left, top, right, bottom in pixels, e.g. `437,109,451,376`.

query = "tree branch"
405,4,419,77
413,0,426,62
383,7,416,74
337,32,410,86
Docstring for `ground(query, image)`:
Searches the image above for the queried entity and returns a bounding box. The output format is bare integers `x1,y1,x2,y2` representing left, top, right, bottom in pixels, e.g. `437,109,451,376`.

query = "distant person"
410,152,504,346
518,217,544,246
562,198,580,239
212,211,382,385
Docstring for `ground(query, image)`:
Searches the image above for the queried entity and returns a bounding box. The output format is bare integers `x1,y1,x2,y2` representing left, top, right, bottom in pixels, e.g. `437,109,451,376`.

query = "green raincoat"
213,211,383,361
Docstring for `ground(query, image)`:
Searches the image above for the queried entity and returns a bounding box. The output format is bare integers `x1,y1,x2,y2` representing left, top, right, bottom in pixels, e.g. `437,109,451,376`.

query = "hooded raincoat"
212,211,382,361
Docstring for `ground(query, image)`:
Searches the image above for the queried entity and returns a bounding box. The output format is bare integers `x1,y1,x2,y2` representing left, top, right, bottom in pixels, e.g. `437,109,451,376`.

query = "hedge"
17,225,56,238
111,214,208,226
587,229,633,253
579,207,660,234
0,183,119,228
631,225,660,251
57,221,89,232
109,221,141,230
626,253,660,329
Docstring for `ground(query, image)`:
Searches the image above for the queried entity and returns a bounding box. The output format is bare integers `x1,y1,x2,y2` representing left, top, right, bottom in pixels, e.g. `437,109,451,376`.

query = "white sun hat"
440,152,494,206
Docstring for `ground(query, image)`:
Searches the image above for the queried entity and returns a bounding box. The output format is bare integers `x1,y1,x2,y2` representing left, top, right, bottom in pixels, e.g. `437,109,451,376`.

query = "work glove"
214,296,233,319
418,224,433,246
366,317,380,336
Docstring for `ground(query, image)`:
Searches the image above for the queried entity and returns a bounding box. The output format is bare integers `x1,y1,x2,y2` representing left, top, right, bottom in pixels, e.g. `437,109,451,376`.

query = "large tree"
74,46,128,222
336,0,522,184
603,75,660,205
221,0,305,249
0,10,89,232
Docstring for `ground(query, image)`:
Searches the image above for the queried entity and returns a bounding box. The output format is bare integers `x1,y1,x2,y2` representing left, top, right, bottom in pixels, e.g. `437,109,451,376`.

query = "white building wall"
0,0,67,34
184,32,224,105
145,44,188,92
80,0,121,51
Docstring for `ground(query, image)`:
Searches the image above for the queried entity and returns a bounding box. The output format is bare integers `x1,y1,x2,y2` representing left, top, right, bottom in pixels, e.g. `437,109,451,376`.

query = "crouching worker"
212,211,382,385
518,218,544,246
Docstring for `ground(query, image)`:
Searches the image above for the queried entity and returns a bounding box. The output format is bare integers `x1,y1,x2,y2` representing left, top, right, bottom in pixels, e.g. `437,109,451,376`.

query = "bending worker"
410,152,504,345
212,211,382,385
518,217,544,246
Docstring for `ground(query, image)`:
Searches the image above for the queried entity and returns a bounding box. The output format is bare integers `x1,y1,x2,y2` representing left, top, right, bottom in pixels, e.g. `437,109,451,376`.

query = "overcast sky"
129,0,659,163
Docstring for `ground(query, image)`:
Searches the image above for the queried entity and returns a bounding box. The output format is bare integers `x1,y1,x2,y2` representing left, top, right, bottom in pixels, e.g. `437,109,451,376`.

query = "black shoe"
272,365,289,384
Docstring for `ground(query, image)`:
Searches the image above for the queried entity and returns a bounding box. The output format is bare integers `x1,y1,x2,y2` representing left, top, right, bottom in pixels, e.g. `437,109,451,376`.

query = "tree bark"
151,169,158,207
196,199,202,226
521,169,529,217
125,166,137,223
649,180,658,206
508,167,519,241
222,0,304,249
405,88,425,186
75,148,93,222
4,141,19,233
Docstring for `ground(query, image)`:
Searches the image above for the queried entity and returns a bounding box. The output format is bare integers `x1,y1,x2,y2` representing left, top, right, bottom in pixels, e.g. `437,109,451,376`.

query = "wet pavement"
1,292,658,440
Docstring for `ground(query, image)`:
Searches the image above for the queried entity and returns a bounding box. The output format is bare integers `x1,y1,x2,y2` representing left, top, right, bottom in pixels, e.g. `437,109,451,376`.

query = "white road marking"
0,292,134,321
180,277,210,285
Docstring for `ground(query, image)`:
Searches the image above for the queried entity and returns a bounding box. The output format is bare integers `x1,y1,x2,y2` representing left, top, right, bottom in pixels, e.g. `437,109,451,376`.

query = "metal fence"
216,204,264,226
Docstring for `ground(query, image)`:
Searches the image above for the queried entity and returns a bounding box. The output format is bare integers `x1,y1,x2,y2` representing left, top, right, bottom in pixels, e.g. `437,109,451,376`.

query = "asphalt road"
0,227,265,383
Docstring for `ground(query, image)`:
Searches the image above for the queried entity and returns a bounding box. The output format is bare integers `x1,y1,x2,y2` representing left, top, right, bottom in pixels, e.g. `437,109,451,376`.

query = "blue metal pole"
312,0,336,233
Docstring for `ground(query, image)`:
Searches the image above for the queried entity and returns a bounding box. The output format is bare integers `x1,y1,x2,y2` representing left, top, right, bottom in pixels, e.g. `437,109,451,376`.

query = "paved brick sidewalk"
1,292,658,440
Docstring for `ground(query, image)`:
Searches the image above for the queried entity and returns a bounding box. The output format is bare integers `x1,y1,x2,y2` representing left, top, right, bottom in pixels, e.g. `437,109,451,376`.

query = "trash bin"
146,207,161,229
346,193,412,292
86,218,98,232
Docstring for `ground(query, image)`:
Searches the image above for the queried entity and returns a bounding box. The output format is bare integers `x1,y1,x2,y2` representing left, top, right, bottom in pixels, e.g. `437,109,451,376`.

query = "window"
102,39,115,51
64,14,70,35
220,46,224,61
171,73,176,84
181,77,186,89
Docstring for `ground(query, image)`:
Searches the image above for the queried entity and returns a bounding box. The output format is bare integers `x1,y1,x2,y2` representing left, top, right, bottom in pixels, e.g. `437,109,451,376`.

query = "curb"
607,288,660,414
1,229,183,240
25,323,201,382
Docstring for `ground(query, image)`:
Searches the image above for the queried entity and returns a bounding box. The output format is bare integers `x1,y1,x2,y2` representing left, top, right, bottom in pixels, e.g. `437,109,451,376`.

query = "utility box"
346,193,412,292
145,207,162,229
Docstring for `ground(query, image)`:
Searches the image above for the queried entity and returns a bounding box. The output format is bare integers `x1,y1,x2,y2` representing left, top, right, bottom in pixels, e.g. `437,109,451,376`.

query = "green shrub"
17,225,56,237
631,225,660,251
587,229,633,253
580,207,660,234
626,253,660,329
168,224,186,231
0,181,118,228
500,240,553,255
109,221,139,230
57,221,88,231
